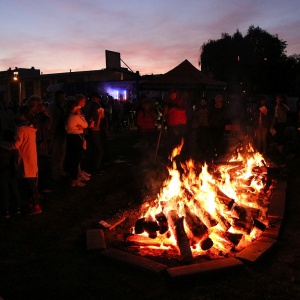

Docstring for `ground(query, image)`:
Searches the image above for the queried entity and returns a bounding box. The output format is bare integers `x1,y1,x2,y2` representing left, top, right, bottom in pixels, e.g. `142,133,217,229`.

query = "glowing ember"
132,142,273,259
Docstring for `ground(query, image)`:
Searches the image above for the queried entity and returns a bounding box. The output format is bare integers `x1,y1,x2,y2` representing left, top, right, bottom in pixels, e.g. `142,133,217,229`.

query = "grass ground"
0,130,300,300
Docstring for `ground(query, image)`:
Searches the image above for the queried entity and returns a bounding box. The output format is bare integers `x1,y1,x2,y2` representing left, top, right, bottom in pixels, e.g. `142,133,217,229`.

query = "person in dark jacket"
85,93,105,174
252,98,271,154
136,95,157,159
0,129,22,218
270,94,290,154
208,95,227,158
191,97,210,160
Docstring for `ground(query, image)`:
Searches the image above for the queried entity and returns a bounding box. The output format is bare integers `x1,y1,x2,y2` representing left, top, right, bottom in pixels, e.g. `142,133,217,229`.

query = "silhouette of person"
47,90,67,181
208,95,226,158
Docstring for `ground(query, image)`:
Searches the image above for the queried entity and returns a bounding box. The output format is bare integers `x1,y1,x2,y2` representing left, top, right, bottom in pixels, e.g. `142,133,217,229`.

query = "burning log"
253,218,267,231
175,217,194,263
134,218,160,238
232,218,254,235
126,234,176,249
168,210,193,263
144,220,159,239
232,204,249,221
215,187,235,210
225,232,243,246
231,203,255,234
155,212,169,234
134,217,146,234
192,200,218,228
216,195,235,210
200,237,214,250
248,207,261,219
215,210,231,231
184,205,208,241
231,203,266,233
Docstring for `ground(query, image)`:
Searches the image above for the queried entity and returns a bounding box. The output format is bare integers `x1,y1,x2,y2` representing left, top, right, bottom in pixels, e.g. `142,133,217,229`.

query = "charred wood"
225,232,243,246
216,195,235,211
253,218,267,231
248,207,261,219
200,237,214,250
184,205,208,240
144,220,159,239
232,204,248,221
155,212,169,234
134,217,145,234
232,218,254,235
175,217,194,263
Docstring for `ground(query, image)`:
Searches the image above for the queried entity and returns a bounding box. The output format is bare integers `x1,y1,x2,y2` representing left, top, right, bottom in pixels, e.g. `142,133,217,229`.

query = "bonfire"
130,141,274,262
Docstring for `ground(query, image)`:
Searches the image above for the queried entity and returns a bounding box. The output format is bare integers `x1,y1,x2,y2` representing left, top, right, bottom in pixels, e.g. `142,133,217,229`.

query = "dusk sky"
1,0,300,76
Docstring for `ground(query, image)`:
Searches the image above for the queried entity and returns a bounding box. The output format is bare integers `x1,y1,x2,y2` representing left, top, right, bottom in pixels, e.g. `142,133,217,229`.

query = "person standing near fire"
85,93,105,174
64,95,89,187
208,95,227,158
191,97,210,160
270,94,289,155
163,88,187,161
252,98,271,155
1,105,42,215
136,95,157,159
47,90,67,182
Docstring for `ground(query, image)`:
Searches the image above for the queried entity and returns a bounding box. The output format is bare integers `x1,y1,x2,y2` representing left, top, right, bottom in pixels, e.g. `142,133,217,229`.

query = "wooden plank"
101,248,167,273
235,237,277,263
86,229,106,250
166,258,244,280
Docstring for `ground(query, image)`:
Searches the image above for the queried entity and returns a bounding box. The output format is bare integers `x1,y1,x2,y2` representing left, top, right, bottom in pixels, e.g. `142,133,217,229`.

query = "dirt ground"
0,130,300,300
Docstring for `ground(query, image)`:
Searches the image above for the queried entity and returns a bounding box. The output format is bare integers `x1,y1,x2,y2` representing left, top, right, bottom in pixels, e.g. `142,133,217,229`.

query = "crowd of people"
0,89,299,219
0,91,111,218
136,91,300,164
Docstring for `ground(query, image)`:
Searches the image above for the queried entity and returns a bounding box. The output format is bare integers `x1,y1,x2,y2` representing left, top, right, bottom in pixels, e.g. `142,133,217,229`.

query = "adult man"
47,90,66,181
86,93,105,174
208,95,227,158
163,88,187,158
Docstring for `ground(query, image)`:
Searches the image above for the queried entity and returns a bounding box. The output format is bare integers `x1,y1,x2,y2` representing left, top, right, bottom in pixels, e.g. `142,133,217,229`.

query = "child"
1,105,42,215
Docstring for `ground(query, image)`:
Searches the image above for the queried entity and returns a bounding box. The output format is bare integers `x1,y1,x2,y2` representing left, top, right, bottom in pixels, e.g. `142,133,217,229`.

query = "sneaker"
78,174,90,181
81,170,91,177
27,204,42,215
71,180,86,187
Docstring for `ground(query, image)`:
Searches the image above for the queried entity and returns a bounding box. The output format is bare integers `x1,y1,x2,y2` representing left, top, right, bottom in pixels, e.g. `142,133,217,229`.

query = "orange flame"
135,143,270,257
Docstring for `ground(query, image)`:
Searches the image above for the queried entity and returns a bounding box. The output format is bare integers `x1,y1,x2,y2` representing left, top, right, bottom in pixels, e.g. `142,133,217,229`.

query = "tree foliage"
200,26,300,96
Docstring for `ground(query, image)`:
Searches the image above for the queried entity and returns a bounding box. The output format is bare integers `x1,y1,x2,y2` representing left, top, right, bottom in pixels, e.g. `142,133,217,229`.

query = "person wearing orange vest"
136,95,158,159
163,88,187,159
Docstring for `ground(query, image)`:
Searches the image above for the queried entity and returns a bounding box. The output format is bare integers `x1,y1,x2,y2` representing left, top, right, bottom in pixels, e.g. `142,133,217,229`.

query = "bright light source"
13,71,19,81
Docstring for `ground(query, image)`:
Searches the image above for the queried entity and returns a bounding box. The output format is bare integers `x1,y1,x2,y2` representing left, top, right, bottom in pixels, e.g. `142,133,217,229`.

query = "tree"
200,25,299,96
